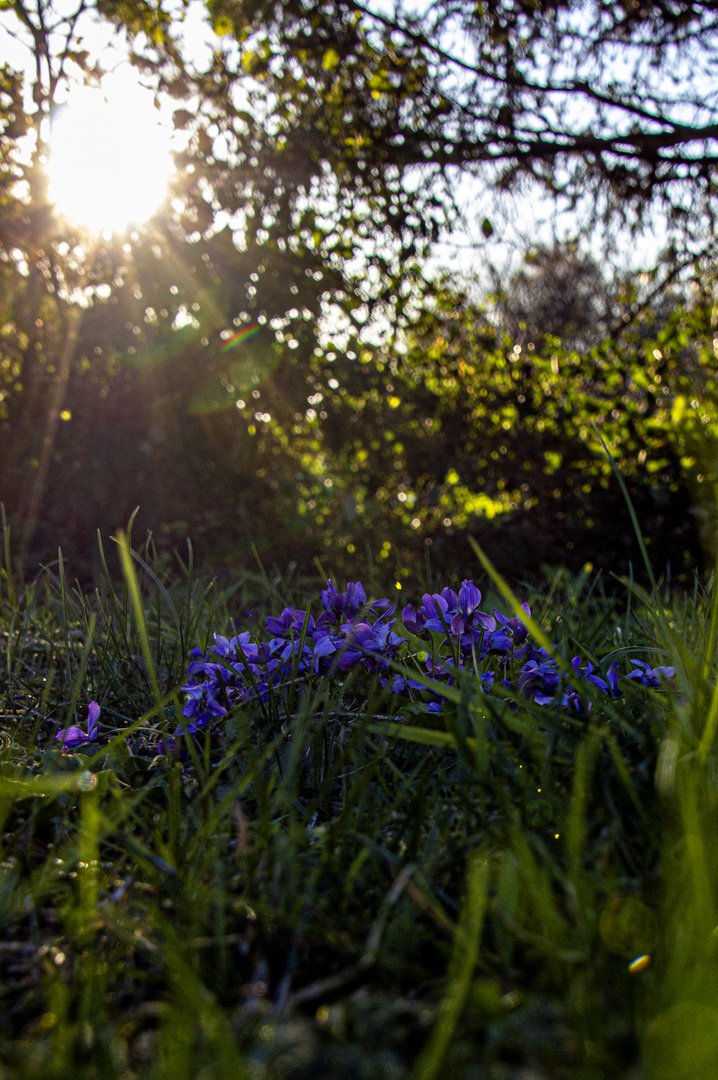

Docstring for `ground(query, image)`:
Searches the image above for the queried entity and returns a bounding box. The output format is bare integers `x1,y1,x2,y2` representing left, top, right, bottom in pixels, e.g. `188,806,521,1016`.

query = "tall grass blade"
0,503,16,608
115,530,162,706
468,537,569,672
593,425,657,593
413,852,489,1080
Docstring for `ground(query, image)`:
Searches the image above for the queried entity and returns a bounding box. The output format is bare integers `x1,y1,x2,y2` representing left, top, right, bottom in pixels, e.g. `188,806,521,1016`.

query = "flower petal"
86,700,101,733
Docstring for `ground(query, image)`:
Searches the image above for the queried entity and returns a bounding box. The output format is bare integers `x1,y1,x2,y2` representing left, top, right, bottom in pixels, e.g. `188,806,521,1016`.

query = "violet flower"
627,659,676,689
517,659,560,704
450,580,496,637
420,592,453,633
266,608,314,638
56,701,101,748
570,656,611,695
337,620,406,671
318,579,368,626
401,603,427,637
181,684,227,732
493,604,531,647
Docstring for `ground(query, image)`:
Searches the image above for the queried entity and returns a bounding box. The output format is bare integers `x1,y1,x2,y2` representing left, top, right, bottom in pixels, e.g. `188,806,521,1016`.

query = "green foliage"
239,271,714,580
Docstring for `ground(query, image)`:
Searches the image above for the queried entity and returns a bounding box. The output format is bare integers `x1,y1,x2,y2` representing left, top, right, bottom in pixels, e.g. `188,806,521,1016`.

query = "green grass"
0,524,716,1079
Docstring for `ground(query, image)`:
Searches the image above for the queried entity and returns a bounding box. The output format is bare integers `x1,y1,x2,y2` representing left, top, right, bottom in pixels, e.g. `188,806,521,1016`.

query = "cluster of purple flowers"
175,578,676,734
399,584,627,715
178,580,405,733
51,579,678,752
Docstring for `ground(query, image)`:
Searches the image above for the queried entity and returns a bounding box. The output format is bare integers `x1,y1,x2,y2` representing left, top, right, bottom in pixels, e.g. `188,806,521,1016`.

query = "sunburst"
47,70,172,233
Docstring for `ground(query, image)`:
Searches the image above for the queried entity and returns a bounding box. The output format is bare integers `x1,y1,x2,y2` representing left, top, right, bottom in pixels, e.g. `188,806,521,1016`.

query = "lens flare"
221,324,261,352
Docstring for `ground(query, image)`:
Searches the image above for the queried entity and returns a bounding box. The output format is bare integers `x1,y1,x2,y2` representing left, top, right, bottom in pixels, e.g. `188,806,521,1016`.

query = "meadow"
0,509,716,1080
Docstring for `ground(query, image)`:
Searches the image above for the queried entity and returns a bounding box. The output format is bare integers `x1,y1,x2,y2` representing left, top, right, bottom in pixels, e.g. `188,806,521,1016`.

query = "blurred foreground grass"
0,520,716,1079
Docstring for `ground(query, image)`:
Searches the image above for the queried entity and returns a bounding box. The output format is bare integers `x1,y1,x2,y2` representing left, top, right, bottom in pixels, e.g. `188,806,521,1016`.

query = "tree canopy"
2,0,718,579
198,0,718,263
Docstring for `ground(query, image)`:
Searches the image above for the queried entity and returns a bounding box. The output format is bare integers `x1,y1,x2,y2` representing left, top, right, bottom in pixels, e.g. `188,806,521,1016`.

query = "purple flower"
561,687,590,714
213,631,258,661
345,581,368,616
382,672,427,695
413,651,489,709
319,579,368,624
266,608,314,638
276,638,312,667
554,658,623,714
517,660,560,704
186,646,210,678
481,628,513,657
401,603,427,637
493,604,531,647
417,581,495,645
606,662,621,696
209,633,233,659
337,620,406,671
420,592,452,633
569,658,621,698
570,656,610,695
424,653,457,680
515,641,553,665
56,701,101,748
181,684,227,732
449,580,496,637
310,634,337,673
480,670,495,692
317,579,393,632
627,659,676,689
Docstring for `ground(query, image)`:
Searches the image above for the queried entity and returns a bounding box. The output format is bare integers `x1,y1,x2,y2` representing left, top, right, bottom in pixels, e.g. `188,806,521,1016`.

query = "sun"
48,70,173,234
